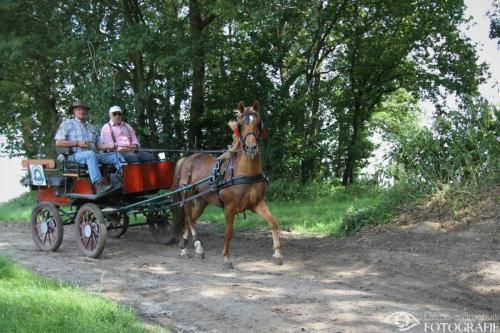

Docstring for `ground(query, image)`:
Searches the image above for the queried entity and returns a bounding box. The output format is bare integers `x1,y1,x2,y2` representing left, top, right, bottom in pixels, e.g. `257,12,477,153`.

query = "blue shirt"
54,118,100,153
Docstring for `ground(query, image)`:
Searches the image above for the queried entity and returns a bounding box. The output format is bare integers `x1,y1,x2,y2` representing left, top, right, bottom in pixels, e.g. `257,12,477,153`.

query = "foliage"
0,255,168,333
385,97,499,190
0,0,489,185
339,182,412,235
488,0,500,46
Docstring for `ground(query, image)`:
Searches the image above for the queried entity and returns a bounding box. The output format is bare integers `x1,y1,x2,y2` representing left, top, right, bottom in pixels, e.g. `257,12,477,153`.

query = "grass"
0,192,35,221
200,183,398,235
0,183,402,236
0,255,168,333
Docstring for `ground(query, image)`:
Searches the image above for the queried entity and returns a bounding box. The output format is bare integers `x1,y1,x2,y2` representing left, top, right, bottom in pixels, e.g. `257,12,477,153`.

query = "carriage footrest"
64,185,121,200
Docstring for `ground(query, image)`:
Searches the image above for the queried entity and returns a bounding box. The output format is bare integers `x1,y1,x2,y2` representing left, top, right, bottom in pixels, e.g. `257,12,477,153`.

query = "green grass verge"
0,183,405,236
200,183,401,235
0,192,35,221
0,255,168,333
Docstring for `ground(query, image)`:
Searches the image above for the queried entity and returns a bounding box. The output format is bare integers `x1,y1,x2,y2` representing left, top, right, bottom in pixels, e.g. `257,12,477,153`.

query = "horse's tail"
171,157,187,239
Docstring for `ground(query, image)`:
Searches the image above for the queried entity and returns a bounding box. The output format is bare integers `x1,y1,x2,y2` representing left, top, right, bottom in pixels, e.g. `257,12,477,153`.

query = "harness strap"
177,173,268,207
216,174,268,190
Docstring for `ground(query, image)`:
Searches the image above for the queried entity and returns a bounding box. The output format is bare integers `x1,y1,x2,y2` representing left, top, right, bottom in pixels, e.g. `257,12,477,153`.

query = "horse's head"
236,100,265,158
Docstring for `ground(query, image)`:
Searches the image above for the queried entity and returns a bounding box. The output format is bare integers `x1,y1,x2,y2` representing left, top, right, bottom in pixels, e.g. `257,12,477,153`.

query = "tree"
329,0,487,184
0,0,65,158
488,0,500,46
188,0,216,148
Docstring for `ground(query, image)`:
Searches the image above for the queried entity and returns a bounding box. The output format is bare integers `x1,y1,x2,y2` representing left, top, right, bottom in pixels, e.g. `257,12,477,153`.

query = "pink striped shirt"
100,121,140,151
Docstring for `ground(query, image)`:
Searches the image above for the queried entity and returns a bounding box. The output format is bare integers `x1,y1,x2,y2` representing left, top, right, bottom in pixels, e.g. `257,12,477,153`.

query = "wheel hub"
84,225,92,238
40,221,48,234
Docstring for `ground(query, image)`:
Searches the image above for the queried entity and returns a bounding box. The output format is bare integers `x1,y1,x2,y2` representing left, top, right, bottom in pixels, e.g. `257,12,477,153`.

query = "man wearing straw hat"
54,100,126,194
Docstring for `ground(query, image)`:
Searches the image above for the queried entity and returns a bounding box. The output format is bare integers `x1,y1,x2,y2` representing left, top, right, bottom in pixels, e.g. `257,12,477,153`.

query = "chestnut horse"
171,100,283,269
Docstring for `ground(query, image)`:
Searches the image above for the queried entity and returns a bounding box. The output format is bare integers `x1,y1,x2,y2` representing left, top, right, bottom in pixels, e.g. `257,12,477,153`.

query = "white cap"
109,105,123,114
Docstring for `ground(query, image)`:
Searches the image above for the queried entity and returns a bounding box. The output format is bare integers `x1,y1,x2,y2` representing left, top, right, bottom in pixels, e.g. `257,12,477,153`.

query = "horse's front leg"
179,227,190,257
253,200,283,265
222,206,236,269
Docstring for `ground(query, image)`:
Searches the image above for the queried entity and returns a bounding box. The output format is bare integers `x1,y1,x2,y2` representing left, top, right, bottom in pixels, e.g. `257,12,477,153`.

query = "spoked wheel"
106,213,129,238
147,210,176,245
75,203,107,258
31,202,64,251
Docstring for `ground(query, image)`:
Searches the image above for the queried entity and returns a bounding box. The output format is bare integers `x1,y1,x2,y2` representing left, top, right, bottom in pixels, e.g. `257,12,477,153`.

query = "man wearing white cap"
100,106,155,163
55,100,125,194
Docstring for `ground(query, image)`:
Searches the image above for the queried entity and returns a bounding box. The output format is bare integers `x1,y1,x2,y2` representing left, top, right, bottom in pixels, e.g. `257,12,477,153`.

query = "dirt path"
0,219,499,333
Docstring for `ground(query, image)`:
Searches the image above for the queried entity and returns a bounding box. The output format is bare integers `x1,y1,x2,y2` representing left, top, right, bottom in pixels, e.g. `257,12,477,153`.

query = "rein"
178,152,268,207
177,109,268,206
179,173,268,207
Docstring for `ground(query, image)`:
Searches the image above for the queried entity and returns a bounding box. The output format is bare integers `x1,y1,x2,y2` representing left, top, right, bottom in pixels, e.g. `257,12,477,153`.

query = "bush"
387,98,499,191
339,182,411,235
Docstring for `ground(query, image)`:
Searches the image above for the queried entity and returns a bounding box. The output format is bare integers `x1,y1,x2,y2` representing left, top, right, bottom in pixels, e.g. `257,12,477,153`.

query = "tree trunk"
123,0,159,148
342,103,362,186
188,0,204,149
300,70,321,183
173,85,185,148
188,0,215,149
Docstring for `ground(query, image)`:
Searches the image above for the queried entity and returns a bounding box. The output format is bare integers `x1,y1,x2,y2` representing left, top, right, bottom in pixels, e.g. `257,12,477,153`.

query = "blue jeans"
69,151,126,184
120,150,156,163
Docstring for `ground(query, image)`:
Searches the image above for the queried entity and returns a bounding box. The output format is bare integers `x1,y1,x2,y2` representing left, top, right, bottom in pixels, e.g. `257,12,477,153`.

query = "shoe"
95,180,113,194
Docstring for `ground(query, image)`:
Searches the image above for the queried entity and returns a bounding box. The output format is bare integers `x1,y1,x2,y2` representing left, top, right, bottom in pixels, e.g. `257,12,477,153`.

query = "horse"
171,100,283,269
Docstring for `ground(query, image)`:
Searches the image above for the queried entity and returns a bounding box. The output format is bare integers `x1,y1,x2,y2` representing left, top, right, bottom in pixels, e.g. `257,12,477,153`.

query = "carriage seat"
56,147,118,179
56,147,89,177
21,159,56,169
20,159,67,188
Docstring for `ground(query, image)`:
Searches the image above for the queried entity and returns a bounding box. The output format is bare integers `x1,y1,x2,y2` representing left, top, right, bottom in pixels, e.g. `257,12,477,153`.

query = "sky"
0,0,498,203
465,0,499,101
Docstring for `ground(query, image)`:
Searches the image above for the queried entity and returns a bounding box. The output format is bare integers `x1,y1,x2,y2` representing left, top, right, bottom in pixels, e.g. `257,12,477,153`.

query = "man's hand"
78,140,90,148
97,143,115,151
117,146,135,152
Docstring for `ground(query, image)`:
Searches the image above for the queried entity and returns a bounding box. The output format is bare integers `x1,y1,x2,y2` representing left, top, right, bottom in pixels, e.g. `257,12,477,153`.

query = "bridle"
236,109,265,157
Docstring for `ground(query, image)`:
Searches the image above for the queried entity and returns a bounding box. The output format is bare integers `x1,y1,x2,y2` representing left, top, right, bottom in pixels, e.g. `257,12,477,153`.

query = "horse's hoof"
179,249,190,258
196,251,205,259
223,261,234,270
272,256,283,265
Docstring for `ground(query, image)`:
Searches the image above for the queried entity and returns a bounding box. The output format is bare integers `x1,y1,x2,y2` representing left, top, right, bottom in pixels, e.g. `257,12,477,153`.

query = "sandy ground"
0,217,499,333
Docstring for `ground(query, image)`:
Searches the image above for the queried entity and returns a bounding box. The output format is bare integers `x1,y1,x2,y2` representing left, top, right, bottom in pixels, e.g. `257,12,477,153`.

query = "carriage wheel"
147,210,176,245
31,202,64,252
106,213,129,238
75,203,107,258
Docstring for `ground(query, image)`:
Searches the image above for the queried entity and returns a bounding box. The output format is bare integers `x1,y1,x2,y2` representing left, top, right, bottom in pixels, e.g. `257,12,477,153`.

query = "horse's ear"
238,101,245,113
252,100,260,112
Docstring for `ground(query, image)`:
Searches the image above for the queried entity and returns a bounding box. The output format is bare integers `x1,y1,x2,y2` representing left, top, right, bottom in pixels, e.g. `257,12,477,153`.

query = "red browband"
233,127,266,139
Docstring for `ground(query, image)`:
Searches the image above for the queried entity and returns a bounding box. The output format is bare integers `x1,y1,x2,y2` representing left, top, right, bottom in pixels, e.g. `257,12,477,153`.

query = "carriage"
21,100,283,267
21,148,194,258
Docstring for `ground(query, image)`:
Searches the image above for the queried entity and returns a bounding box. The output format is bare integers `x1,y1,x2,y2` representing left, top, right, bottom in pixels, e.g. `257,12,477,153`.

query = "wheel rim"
78,210,102,252
151,212,171,235
34,207,58,247
148,210,176,244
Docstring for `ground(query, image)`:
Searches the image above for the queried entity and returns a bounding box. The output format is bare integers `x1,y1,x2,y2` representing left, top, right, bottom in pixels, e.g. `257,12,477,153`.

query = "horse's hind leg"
189,200,207,259
178,202,192,257
253,200,283,265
